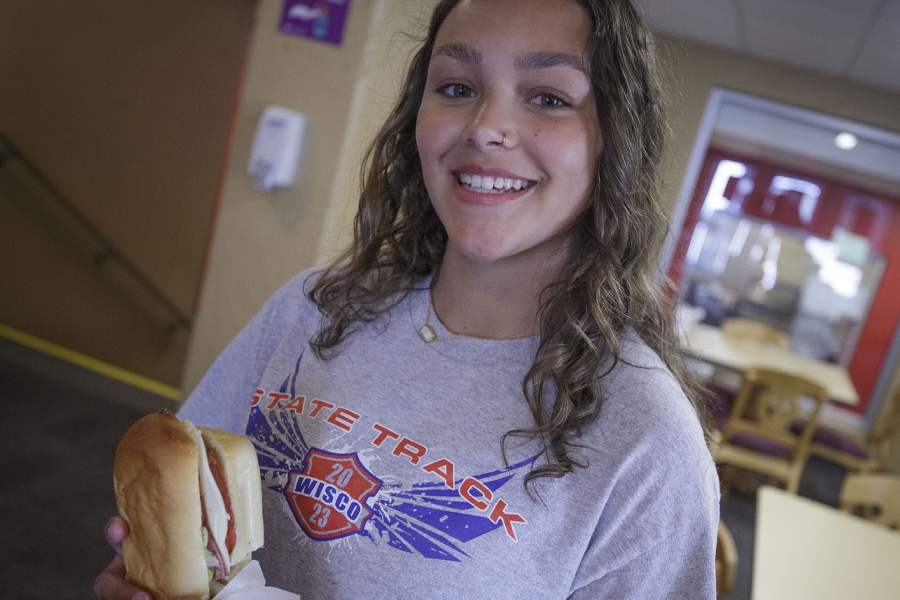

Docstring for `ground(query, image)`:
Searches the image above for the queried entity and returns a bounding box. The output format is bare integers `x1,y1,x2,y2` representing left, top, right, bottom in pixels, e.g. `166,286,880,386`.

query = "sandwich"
113,409,264,600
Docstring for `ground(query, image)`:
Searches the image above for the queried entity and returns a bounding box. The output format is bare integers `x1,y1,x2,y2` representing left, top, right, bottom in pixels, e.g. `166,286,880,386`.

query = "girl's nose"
467,92,516,150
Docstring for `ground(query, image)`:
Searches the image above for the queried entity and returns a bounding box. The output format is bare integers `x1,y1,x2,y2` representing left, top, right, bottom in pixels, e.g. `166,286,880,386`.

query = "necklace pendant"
419,325,437,342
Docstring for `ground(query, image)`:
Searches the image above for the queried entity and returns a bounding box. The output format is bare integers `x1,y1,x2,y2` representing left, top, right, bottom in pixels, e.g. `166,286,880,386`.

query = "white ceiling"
633,0,900,94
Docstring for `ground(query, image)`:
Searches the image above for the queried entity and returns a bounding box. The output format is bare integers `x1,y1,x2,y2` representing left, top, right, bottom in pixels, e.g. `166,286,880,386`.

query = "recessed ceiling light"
835,132,858,150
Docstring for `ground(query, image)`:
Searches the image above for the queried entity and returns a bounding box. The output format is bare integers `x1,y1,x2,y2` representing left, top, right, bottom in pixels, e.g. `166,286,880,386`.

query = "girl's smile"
452,165,537,206
416,0,601,264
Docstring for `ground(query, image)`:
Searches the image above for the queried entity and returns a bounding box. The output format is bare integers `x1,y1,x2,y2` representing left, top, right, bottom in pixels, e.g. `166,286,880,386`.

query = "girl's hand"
94,517,151,600
94,517,200,600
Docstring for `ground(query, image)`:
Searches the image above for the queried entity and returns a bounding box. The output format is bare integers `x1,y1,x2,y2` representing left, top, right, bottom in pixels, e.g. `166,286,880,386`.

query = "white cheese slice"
184,420,231,569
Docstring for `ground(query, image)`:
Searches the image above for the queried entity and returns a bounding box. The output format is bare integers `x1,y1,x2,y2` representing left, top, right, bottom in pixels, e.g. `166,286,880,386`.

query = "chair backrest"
722,368,829,456
867,389,900,469
715,520,738,597
722,318,791,349
839,472,900,530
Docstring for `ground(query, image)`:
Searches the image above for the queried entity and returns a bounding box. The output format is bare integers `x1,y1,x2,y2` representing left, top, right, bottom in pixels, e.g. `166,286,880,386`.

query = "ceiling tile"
742,0,881,75
634,0,743,51
849,0,900,93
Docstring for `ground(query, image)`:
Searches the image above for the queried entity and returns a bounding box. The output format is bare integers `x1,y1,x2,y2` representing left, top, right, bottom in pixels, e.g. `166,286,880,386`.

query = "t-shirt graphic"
245,351,538,562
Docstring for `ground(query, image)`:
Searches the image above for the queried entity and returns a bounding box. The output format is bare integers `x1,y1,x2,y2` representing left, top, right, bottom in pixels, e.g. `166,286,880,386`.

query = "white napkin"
213,560,301,600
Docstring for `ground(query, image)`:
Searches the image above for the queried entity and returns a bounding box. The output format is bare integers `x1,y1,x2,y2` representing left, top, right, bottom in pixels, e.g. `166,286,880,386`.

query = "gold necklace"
419,289,520,342
419,289,462,342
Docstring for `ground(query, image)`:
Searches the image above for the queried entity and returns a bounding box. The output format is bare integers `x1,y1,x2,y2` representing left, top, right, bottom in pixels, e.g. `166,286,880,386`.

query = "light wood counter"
683,323,859,406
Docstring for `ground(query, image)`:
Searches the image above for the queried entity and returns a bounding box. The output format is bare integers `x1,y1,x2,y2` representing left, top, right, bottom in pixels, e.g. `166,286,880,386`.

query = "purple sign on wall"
279,0,351,47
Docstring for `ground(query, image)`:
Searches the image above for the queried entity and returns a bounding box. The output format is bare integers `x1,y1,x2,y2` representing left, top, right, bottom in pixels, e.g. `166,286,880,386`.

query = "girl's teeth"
457,172,532,193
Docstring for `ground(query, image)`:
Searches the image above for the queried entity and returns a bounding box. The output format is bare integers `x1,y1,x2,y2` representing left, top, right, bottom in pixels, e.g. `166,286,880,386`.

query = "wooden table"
753,486,900,599
683,323,859,406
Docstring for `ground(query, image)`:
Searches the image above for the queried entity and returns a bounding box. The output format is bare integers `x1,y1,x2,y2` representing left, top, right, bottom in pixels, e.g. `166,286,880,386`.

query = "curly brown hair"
307,0,711,491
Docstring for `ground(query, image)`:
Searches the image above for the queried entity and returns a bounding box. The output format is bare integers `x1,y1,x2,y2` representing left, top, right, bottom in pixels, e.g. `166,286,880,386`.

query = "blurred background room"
1,0,899,598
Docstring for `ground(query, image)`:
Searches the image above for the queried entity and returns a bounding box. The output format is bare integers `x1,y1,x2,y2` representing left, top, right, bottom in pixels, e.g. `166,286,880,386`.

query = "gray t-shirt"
179,270,719,599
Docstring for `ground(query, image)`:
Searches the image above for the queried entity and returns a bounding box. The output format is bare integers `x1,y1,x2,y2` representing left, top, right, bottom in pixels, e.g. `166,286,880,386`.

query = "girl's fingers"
93,554,151,600
104,516,128,555
98,517,194,599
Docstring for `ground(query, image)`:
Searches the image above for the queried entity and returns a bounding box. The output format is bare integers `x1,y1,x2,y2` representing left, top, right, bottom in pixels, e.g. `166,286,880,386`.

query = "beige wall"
183,0,383,393
183,0,442,395
315,1,441,265
0,0,255,385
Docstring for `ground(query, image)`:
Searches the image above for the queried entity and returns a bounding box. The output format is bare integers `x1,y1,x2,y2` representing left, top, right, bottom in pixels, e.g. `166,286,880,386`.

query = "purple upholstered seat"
790,420,869,459
729,432,793,458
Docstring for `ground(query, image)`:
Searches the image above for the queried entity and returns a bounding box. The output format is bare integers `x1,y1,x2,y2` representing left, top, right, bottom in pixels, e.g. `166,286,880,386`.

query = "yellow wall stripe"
0,323,181,401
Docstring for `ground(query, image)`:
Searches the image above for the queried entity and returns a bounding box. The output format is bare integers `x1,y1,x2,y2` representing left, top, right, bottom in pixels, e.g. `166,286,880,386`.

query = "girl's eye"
442,83,475,98
529,93,569,108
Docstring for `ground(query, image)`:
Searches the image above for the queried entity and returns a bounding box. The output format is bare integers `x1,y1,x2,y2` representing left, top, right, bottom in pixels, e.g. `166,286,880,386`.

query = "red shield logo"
284,448,382,540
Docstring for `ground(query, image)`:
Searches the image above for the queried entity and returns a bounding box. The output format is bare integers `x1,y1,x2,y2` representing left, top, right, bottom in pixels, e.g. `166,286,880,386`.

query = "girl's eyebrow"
515,51,587,74
433,42,482,64
432,43,586,75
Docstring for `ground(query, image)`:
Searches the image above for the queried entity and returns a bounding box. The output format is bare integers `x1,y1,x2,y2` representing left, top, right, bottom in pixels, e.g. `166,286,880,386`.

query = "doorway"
665,89,900,427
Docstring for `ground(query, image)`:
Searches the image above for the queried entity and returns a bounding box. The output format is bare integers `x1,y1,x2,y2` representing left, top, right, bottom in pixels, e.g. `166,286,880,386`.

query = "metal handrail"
0,131,191,332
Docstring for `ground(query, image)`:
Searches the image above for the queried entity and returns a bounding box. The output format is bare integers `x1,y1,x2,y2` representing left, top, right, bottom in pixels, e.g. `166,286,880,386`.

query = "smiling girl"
97,0,718,598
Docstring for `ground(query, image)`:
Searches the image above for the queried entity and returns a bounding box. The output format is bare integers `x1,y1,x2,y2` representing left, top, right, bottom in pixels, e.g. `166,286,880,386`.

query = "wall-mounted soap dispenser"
247,106,307,191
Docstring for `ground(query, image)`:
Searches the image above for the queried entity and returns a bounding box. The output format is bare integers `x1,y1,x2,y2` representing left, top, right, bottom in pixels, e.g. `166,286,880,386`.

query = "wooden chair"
709,319,791,428
712,367,828,494
715,520,738,597
721,317,790,349
839,472,900,530
803,388,900,472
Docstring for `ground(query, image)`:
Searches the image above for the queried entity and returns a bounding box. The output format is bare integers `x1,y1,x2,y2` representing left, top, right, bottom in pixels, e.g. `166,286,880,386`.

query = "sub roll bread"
113,409,264,600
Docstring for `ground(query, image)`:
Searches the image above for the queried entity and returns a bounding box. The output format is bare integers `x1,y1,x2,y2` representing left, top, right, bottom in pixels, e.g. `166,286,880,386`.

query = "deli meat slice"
205,446,237,554
199,476,230,580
